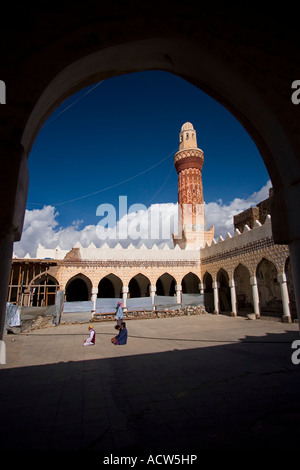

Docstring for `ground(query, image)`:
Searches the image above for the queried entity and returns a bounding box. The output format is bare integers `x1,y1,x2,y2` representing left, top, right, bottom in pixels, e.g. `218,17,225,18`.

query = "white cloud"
205,180,272,238
13,180,272,257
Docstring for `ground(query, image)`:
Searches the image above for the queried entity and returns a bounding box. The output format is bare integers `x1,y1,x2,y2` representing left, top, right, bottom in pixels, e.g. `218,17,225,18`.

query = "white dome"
181,122,194,132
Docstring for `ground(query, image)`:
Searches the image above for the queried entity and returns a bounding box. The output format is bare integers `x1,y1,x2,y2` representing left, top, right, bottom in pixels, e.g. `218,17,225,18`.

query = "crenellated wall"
30,241,201,291
200,214,290,279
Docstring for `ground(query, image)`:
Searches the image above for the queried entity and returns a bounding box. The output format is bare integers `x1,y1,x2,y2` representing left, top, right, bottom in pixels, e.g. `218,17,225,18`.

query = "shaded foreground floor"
1,314,300,458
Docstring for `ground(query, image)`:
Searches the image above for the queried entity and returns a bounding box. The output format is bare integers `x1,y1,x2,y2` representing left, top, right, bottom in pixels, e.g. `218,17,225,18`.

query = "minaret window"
186,133,189,139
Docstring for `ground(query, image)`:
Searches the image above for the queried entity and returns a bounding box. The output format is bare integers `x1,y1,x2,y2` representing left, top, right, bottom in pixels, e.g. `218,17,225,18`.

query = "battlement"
200,214,272,261
31,241,200,263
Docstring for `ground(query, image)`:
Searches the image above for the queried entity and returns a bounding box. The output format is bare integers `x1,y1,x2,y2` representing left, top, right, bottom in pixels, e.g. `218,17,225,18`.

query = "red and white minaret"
172,122,214,249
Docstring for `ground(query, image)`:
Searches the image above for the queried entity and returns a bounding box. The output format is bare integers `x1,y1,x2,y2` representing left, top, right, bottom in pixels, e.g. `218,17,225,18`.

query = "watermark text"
95,196,205,242
291,339,300,365
291,80,300,105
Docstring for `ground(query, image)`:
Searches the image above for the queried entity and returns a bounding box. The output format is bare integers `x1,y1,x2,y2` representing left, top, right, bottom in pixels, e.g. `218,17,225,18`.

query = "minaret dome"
179,122,197,150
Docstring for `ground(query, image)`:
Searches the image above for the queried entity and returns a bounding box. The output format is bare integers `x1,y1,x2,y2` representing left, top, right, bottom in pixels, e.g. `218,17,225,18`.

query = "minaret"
172,122,214,249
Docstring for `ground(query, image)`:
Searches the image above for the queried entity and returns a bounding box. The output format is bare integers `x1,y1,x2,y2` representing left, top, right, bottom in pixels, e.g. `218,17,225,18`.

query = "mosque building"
7,123,296,323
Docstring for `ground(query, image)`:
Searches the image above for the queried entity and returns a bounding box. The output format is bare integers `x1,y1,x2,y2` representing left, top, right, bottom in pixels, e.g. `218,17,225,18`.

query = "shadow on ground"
0,328,300,457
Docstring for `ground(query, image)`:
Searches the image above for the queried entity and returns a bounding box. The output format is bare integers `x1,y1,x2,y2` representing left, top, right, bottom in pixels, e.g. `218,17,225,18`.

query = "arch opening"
256,258,282,318
30,273,59,307
128,273,150,298
65,274,92,302
182,272,200,294
98,274,123,298
234,264,253,317
14,36,300,325
156,273,176,296
217,269,232,314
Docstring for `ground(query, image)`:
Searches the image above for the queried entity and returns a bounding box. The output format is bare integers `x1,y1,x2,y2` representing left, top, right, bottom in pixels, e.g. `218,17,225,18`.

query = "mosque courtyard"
0,313,300,458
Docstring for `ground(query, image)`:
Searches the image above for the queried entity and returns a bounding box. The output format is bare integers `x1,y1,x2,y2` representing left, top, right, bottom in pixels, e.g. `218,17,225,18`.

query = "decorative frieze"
60,259,199,268
201,236,274,265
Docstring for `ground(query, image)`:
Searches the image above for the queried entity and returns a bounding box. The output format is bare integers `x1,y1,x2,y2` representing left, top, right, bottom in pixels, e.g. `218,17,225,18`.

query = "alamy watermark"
0,80,5,104
291,340,300,365
95,196,205,241
291,80,300,105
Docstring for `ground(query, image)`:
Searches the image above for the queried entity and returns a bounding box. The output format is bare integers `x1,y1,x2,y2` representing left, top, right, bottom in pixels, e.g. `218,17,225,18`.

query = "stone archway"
29,273,59,307
98,274,123,298
65,274,92,302
156,273,176,296
256,258,282,318
1,9,300,337
128,273,150,298
182,272,200,294
217,269,232,314
234,264,253,316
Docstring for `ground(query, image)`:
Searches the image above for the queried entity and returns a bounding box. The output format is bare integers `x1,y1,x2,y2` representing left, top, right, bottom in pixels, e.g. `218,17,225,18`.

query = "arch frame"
1,12,300,337
65,272,93,302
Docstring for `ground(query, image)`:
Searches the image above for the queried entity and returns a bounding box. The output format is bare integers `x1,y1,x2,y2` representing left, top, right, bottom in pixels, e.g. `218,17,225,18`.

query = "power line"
42,81,104,128
27,148,177,207
146,164,175,205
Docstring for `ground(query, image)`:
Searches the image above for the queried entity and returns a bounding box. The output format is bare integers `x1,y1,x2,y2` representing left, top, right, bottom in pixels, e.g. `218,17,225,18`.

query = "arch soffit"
216,267,230,282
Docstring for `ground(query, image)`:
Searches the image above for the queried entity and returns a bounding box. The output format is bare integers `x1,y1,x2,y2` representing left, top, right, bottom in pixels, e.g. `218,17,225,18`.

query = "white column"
277,272,291,322
250,276,260,318
91,287,98,315
175,284,182,304
199,282,205,295
122,286,129,308
212,281,220,314
150,285,156,304
289,240,300,325
54,289,64,326
229,279,237,316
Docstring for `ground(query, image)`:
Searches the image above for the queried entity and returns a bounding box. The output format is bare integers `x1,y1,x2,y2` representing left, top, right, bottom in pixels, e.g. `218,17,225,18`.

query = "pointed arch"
128,273,150,298
29,272,59,307
256,257,282,317
98,273,123,298
156,272,176,296
65,273,92,302
29,272,59,288
217,268,232,313
233,263,253,316
181,272,200,294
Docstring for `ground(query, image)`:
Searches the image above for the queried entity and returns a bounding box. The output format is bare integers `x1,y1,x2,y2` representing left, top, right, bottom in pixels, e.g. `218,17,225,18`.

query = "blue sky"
15,70,271,257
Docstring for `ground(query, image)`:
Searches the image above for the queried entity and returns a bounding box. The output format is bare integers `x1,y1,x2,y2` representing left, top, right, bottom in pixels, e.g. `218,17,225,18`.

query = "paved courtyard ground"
1,313,300,460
